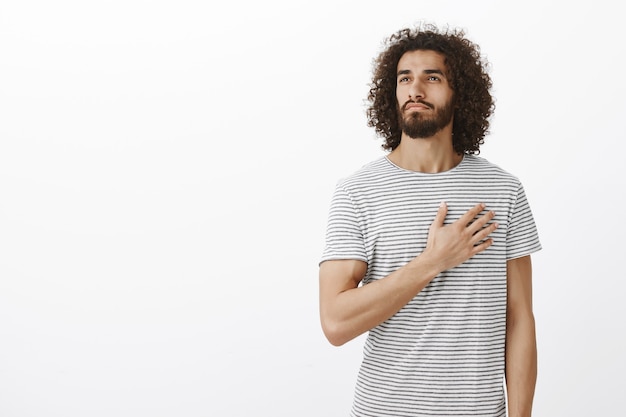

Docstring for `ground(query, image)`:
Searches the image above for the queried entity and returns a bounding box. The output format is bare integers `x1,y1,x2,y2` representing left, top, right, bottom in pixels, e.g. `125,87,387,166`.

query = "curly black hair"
367,24,494,154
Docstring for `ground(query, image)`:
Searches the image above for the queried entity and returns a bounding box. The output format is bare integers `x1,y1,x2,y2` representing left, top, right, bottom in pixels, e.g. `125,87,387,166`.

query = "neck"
387,126,463,173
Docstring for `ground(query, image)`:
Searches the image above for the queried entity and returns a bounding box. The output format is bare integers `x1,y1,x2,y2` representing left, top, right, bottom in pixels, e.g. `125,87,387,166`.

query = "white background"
1,1,624,416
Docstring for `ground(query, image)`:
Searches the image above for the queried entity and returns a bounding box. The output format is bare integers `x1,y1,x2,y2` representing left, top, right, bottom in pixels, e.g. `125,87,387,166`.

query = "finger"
458,203,487,225
432,201,448,227
472,221,498,244
467,210,496,235
471,238,494,255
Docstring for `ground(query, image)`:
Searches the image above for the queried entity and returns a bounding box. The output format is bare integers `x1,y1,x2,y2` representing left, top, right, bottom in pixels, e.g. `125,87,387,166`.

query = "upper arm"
319,259,367,299
318,260,367,320
506,255,534,317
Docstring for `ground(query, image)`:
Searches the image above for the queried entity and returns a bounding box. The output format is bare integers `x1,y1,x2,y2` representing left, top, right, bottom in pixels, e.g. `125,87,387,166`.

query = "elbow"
324,330,350,347
320,318,352,347
507,305,536,328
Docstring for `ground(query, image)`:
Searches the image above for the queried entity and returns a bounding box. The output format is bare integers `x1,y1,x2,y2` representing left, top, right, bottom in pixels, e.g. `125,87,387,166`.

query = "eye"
427,75,441,81
398,76,409,83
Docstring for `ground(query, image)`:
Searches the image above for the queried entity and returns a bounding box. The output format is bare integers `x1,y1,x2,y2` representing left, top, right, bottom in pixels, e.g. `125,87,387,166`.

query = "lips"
403,100,433,111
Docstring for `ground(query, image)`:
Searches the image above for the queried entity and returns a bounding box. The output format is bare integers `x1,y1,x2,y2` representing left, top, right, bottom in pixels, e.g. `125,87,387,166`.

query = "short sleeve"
506,183,542,260
320,184,368,265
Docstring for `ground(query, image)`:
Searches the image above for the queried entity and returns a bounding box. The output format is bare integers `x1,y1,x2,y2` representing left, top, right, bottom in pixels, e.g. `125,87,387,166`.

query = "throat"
388,138,463,173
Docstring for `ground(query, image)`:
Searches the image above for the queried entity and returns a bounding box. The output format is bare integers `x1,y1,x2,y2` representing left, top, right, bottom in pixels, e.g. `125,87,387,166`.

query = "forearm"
505,311,537,417
320,255,439,346
320,202,498,346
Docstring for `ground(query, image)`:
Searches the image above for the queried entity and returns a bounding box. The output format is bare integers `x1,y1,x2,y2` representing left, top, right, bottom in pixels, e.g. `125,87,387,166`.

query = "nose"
409,80,424,100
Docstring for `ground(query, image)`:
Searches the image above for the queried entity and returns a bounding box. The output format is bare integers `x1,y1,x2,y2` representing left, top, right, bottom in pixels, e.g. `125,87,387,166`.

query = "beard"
398,99,455,139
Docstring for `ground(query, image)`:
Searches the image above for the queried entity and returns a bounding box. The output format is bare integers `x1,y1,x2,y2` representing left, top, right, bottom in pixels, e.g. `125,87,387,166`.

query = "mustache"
401,99,434,111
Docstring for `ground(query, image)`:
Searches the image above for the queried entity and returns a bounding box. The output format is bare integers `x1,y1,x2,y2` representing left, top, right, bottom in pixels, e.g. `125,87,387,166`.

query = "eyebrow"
396,69,446,77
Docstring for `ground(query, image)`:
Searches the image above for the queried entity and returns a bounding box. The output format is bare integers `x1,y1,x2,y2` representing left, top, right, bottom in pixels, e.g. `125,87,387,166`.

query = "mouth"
403,101,433,112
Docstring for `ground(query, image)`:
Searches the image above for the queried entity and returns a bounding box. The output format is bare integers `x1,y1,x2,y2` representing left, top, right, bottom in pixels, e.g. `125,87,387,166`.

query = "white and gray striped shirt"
321,155,541,417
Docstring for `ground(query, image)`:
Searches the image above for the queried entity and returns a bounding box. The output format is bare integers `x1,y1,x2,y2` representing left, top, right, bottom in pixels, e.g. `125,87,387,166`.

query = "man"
319,24,541,417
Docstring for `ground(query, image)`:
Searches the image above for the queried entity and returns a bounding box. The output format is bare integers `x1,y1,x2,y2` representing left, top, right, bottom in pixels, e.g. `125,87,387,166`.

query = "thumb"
432,201,448,228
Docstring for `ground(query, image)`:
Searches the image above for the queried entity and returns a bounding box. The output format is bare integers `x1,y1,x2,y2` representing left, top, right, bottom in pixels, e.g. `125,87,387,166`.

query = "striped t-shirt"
321,155,541,417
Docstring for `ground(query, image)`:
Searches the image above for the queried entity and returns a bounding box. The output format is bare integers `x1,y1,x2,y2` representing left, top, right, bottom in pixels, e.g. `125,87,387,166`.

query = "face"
395,49,455,139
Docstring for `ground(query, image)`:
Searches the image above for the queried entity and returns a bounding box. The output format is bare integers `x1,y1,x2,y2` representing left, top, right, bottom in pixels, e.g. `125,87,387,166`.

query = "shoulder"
335,156,395,191
461,155,522,186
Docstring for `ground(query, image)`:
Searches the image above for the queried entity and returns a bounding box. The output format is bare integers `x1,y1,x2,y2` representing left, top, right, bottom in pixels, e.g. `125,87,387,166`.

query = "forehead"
397,49,447,72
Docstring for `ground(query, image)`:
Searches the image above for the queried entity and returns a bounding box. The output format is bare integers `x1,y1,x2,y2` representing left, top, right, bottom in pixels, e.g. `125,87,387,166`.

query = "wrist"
407,251,441,282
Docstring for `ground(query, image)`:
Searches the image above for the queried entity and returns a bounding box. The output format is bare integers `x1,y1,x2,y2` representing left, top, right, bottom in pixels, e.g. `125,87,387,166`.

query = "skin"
319,50,537,417
505,255,537,417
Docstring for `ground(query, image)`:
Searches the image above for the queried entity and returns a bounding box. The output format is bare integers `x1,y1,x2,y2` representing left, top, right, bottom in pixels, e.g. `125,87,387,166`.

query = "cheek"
395,88,404,106
396,85,405,98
